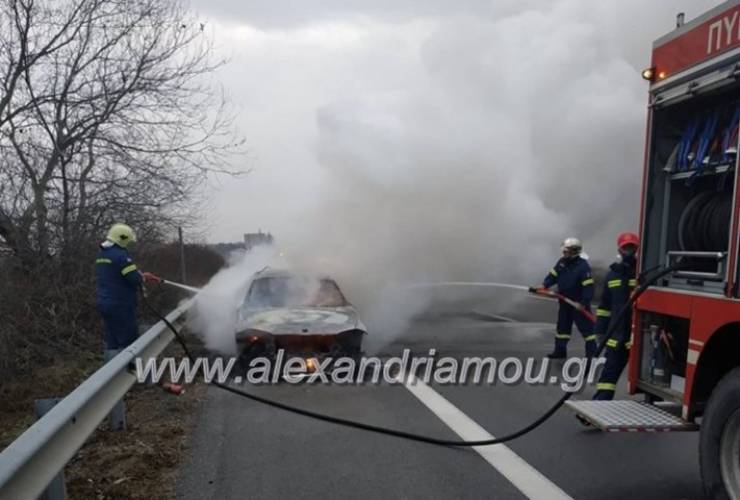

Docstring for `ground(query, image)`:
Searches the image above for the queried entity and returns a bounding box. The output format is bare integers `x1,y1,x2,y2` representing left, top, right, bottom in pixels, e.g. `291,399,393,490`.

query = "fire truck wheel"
700,367,740,500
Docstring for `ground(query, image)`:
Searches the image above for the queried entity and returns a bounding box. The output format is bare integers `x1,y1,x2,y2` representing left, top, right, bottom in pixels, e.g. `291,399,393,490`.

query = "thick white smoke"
187,247,275,354
195,0,720,348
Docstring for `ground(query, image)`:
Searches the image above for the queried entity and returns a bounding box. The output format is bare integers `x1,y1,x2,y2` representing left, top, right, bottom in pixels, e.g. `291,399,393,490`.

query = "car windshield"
244,276,347,308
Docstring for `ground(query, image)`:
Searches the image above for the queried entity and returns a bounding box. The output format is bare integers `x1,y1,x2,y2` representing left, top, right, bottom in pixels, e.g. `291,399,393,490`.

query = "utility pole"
178,226,186,284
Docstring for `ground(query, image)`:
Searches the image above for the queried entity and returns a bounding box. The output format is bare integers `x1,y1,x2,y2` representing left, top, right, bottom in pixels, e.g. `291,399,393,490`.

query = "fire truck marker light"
687,349,699,365
658,71,667,80
642,67,655,81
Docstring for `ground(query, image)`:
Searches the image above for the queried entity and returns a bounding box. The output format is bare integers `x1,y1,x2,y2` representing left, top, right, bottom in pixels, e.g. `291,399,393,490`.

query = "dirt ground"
0,340,206,500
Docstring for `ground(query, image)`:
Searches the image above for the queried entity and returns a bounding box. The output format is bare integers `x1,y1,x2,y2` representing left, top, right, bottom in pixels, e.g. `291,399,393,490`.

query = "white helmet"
561,237,582,255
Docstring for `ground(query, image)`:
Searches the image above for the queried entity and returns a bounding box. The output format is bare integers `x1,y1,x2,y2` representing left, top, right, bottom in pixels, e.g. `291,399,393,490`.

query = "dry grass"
66,382,204,500
0,355,101,449
0,340,205,500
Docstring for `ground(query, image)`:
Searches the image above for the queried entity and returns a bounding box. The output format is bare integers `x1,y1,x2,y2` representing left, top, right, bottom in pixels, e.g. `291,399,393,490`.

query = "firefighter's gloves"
142,271,164,284
528,286,547,294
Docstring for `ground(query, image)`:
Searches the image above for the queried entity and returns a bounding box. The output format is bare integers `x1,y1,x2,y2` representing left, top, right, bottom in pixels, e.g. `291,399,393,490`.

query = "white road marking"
470,310,517,322
401,375,573,500
453,322,556,334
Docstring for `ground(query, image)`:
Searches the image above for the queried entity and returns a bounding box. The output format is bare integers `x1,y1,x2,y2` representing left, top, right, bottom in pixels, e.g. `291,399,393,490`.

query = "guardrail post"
104,349,126,430
34,399,67,500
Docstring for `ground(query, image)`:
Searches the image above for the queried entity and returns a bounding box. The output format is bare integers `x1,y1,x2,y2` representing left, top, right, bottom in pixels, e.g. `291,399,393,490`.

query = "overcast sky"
187,0,719,285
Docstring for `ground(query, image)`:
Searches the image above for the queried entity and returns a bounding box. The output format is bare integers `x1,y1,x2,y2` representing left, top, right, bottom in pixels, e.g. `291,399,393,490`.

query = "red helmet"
617,232,640,249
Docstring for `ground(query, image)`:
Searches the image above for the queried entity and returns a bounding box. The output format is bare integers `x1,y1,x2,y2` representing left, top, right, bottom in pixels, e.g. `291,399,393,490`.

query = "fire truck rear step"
565,400,698,432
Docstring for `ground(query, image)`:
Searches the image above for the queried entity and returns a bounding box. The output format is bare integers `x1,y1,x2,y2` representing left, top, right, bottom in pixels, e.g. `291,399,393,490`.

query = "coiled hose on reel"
678,190,732,252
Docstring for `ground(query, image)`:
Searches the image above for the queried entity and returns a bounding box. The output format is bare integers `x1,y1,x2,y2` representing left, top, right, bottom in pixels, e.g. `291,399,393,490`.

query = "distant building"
209,230,275,260
244,230,274,251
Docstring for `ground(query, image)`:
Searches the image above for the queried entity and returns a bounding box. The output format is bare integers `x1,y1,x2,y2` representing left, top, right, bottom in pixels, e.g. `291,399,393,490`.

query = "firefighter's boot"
547,337,569,359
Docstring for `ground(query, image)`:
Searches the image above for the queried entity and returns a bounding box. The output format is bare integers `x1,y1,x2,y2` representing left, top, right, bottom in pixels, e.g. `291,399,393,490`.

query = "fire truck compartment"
642,78,740,293
637,311,690,401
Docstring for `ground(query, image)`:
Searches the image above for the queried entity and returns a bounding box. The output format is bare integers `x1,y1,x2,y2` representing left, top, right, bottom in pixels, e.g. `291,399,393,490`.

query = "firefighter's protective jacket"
542,256,594,306
594,259,637,346
95,243,142,306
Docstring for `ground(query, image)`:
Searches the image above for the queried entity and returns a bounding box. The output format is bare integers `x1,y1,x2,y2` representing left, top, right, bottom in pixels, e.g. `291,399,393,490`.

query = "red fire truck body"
630,0,740,423
570,2,740,497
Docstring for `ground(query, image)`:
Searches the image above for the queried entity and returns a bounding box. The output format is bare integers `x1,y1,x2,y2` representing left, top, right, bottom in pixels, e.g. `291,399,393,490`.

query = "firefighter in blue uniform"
592,232,640,400
96,223,161,355
541,237,596,359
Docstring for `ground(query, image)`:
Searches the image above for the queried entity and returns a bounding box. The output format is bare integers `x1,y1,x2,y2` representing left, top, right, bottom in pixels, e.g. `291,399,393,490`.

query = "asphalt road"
176,291,702,500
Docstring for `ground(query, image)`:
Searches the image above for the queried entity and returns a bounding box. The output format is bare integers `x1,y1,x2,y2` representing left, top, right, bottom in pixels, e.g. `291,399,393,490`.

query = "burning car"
235,269,366,368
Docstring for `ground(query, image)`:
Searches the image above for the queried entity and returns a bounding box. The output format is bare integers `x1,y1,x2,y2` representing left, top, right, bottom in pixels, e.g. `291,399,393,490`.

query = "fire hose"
406,282,596,322
141,266,677,447
160,279,202,294
528,287,596,323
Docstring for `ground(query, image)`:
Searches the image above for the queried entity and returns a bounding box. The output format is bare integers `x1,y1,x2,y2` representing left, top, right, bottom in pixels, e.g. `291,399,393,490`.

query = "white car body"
235,269,366,357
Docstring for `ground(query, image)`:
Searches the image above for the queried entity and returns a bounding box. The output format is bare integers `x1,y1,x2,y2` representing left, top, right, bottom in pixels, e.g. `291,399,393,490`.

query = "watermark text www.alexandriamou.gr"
135,349,606,392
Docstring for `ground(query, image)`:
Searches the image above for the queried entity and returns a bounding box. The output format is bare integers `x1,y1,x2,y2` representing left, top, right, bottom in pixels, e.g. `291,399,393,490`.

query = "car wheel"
700,366,740,500
337,330,364,355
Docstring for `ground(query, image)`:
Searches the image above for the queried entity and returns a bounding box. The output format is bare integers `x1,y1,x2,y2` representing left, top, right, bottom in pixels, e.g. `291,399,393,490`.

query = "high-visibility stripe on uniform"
596,308,611,317
584,334,597,342
96,258,112,264
581,278,594,286
606,338,619,348
625,341,633,349
596,382,616,391
549,268,558,277
121,264,138,276
607,279,622,288
555,333,571,340
628,279,637,287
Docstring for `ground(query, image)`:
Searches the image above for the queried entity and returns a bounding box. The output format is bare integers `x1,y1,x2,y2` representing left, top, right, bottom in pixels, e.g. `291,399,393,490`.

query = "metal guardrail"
0,298,194,500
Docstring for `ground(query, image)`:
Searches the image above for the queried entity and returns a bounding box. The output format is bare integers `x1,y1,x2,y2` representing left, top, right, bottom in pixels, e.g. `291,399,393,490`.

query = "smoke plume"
194,0,719,348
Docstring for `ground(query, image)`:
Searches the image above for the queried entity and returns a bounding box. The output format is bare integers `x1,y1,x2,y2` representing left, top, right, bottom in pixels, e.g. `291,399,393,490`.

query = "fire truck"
568,1,740,498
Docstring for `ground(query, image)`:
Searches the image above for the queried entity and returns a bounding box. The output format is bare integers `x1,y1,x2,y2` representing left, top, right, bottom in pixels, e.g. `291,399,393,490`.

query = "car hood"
237,306,366,335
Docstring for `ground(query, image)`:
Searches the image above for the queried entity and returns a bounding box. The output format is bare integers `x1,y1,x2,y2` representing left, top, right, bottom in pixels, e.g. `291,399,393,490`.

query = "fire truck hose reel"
678,191,731,251
143,265,678,448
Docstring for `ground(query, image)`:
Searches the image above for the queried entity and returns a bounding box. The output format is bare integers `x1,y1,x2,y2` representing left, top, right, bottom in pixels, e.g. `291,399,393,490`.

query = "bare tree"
0,0,94,255
0,0,243,381
0,0,243,266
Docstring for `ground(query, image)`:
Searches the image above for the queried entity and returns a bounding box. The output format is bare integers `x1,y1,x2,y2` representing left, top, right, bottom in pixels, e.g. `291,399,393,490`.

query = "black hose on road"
141,265,677,448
